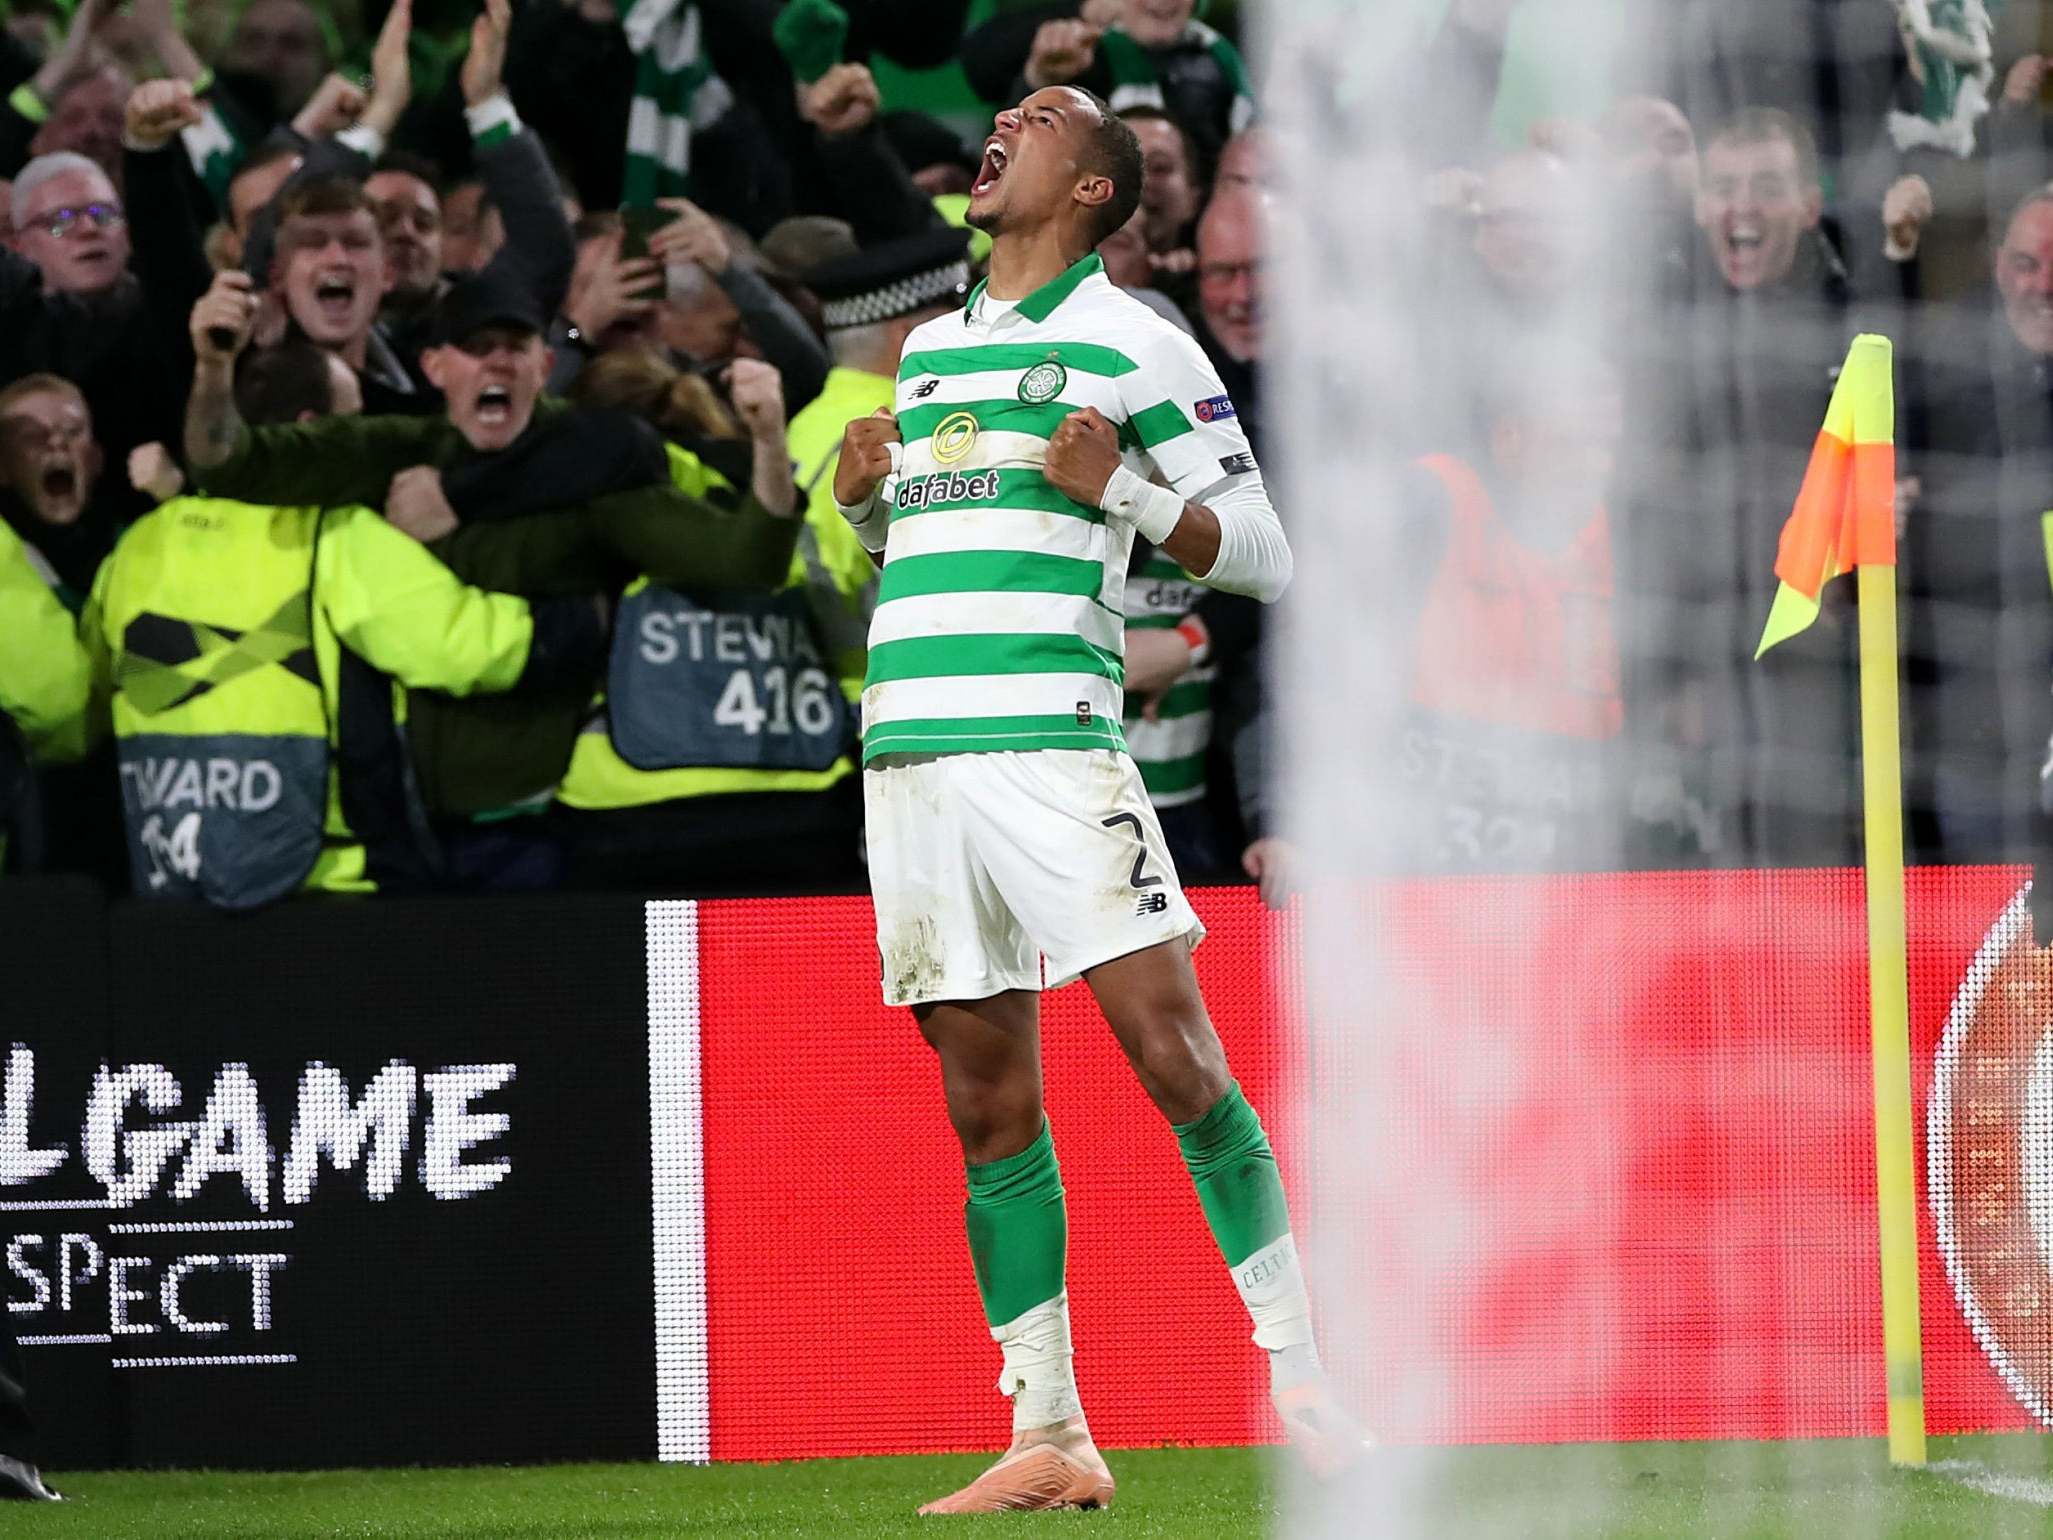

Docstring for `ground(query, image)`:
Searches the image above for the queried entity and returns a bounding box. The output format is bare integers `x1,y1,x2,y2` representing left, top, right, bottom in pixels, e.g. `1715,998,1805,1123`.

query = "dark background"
2,879,658,1469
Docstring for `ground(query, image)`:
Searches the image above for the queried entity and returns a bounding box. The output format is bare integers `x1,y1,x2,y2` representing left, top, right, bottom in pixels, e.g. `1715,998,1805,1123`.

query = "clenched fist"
124,78,202,152
290,72,369,140
724,358,787,443
833,408,901,507
798,62,881,139
190,269,257,360
128,442,185,503
1025,19,1100,89
1882,173,1933,259
386,465,458,542
2005,53,2050,107
1042,406,1121,507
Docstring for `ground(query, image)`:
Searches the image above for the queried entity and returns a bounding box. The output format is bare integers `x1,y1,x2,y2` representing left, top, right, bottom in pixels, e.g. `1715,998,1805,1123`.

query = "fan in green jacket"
184,268,802,826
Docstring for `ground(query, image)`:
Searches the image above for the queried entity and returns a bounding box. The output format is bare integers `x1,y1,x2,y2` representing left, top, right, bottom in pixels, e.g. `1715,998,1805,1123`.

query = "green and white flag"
1887,0,1998,159
620,0,734,205
182,102,244,209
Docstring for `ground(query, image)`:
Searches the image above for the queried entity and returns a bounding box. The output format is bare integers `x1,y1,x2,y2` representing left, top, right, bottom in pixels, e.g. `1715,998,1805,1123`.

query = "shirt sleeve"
0,527,92,763
318,506,536,696
1118,326,1263,503
1119,327,1290,601
201,417,431,509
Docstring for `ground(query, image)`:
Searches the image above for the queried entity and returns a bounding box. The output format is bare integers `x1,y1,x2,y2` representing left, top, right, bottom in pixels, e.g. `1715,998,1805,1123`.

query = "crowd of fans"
0,0,1272,904
15,0,2053,906
1357,0,2053,875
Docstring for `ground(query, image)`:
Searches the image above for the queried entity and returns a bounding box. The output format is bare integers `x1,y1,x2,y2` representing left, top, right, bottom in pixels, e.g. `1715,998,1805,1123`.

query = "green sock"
1177,1083,1316,1372
1174,1082,1290,1267
964,1120,1068,1328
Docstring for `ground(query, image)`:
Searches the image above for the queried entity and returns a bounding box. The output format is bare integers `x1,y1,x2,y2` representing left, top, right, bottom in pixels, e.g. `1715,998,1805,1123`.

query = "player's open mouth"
973,141,1009,198
475,385,513,426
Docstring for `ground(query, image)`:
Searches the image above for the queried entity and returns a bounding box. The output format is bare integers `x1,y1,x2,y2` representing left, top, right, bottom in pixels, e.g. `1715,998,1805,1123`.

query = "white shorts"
864,749,1206,1006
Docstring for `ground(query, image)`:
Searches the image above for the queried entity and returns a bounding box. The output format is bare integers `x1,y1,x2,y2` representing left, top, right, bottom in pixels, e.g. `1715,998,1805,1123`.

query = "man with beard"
186,266,801,880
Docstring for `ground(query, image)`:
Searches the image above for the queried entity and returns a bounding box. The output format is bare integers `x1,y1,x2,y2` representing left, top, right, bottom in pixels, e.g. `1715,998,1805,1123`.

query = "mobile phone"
618,205,670,300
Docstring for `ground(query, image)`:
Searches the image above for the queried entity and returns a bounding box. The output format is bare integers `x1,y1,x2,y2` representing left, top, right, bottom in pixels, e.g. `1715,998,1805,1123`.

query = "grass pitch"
22,1435,2053,1537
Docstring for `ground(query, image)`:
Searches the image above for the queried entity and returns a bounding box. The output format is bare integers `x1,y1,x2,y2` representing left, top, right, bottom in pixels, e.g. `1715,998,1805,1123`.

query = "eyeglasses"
38,203,125,239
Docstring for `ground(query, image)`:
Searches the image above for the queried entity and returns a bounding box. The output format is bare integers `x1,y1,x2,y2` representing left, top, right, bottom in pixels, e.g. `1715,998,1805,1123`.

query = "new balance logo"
909,378,941,399
1135,892,1169,916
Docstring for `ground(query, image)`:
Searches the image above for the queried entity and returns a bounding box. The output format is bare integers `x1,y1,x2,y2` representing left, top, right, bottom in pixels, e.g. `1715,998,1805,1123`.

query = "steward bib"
116,732,328,904
97,498,332,910
1395,456,1623,874
608,579,852,772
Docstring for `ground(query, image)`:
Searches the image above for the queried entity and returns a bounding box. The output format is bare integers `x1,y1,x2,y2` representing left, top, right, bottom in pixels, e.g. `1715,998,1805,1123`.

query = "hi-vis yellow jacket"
0,519,89,766
558,414,877,810
83,496,546,908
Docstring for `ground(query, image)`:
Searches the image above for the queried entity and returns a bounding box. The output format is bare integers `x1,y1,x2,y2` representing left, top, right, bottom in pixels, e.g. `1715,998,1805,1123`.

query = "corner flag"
1755,334,1897,658
1754,332,1925,1467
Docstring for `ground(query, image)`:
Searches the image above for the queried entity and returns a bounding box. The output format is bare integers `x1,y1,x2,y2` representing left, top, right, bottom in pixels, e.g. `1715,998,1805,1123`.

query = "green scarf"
619,0,734,205
1097,21,1254,136
1887,0,1999,159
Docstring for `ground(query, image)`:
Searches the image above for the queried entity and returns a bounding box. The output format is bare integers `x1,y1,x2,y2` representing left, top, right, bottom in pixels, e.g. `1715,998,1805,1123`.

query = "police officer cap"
806,227,973,331
432,269,547,348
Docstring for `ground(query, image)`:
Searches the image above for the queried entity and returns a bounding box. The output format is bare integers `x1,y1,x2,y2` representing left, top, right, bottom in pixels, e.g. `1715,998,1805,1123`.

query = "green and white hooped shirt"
1122,551,1214,808
863,253,1262,764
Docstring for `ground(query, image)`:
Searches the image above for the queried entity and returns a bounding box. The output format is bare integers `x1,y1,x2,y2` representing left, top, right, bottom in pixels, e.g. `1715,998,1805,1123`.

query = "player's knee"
1119,1013,1230,1122
947,1084,1044,1164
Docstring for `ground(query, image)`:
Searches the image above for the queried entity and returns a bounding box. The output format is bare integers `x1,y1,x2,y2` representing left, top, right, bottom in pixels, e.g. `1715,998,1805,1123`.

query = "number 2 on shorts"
1100,812,1164,891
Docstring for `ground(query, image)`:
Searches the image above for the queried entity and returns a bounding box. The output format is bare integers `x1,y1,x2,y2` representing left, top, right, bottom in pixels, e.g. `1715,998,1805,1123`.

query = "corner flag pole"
1757,334,1925,1465
1858,558,1926,1467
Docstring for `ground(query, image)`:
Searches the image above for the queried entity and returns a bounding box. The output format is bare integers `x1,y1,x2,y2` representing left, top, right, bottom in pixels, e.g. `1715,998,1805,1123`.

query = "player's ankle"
1268,1340,1323,1396
1013,1413,1093,1449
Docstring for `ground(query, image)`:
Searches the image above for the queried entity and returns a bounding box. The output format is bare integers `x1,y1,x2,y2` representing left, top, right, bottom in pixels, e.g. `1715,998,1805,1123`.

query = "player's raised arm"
1043,404,1292,603
831,407,903,555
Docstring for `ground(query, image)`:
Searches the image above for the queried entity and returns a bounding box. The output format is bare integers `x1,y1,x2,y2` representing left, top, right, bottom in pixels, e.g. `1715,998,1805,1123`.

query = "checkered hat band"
820,261,971,329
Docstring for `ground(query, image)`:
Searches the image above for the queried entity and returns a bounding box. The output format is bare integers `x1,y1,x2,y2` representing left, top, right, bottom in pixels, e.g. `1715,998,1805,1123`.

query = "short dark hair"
370,150,445,199
276,173,376,226
228,141,300,196
235,342,339,426
1078,93,1145,248
1118,105,1195,174
1705,107,1820,190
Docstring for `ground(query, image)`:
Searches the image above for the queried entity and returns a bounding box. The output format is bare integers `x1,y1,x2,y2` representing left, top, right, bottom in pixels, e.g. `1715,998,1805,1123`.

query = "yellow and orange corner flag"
1754,333,1898,658
1754,332,1926,1466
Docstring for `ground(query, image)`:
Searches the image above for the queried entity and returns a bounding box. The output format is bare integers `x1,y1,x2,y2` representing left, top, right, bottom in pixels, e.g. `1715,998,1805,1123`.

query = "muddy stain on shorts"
883,910,945,1003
